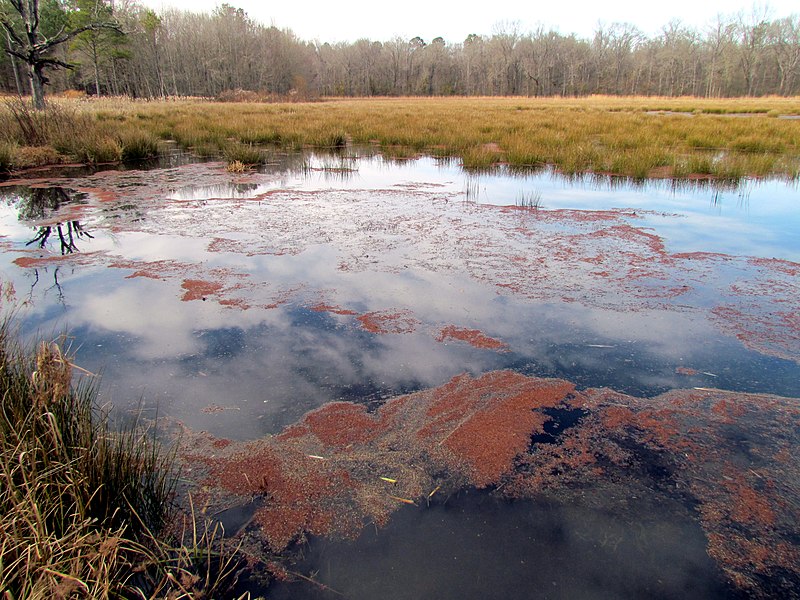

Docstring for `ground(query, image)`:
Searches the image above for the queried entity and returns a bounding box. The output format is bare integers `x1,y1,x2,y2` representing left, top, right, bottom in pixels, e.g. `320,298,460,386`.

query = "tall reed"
0,321,247,598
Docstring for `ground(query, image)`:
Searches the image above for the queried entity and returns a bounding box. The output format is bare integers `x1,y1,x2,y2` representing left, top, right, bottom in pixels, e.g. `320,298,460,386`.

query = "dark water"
268,488,736,600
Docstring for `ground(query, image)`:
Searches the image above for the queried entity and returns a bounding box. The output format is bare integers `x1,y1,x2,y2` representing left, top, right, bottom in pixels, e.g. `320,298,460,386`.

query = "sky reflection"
1,157,799,439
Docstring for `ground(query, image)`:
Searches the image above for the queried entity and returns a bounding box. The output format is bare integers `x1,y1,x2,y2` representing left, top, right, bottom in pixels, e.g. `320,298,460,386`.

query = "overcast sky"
138,0,798,43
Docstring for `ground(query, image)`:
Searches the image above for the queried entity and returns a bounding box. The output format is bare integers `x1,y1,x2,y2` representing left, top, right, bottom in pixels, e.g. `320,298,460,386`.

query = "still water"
1,150,798,597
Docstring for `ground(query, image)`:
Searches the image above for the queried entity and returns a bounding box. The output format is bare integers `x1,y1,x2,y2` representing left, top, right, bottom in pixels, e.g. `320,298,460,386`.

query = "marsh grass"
223,141,264,166
461,144,504,170
0,97,78,146
3,96,800,179
6,145,62,169
0,98,156,167
378,144,419,160
0,142,12,173
516,190,544,210
0,321,248,598
54,131,124,164
117,129,160,162
463,177,481,202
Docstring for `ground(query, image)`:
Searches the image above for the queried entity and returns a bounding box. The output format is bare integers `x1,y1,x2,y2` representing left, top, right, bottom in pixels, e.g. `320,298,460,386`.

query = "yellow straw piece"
389,495,416,505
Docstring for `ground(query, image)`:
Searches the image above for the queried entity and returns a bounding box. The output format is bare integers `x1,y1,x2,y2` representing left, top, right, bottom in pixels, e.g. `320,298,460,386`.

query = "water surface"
1,150,798,597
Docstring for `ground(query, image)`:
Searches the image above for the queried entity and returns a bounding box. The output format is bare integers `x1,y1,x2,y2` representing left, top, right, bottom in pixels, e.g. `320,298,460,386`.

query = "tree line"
2,1,799,101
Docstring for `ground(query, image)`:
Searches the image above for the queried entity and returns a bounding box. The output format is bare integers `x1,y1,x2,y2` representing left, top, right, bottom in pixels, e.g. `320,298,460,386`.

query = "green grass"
0,320,248,598
515,190,544,209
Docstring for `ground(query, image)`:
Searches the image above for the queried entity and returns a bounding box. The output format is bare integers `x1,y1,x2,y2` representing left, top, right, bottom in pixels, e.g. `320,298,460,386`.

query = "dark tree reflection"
0,186,95,254
6,187,89,221
27,221,94,254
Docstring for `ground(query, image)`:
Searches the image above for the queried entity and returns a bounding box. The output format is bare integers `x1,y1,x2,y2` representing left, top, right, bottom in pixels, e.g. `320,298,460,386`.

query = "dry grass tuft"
226,160,248,173
0,320,250,598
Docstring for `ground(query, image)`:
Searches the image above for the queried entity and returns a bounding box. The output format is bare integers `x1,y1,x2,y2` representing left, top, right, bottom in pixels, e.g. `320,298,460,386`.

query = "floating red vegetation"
747,256,800,276
110,259,189,280
279,402,387,448
724,473,777,528
711,398,747,422
673,251,733,261
441,382,565,486
181,279,223,301
13,252,100,268
14,256,53,268
219,298,251,310
711,305,800,363
310,303,358,316
207,237,292,257
586,223,665,254
185,372,580,551
532,208,621,223
198,442,360,551
357,310,419,334
180,371,800,595
207,237,246,254
75,187,119,203
581,255,605,264
436,325,509,352
675,366,700,376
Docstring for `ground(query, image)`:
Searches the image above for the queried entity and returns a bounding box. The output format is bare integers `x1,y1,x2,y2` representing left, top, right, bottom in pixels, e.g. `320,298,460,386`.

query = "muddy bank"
181,371,800,598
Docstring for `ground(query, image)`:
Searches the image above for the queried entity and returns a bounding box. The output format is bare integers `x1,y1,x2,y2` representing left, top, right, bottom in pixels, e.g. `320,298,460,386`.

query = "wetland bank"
1,98,800,598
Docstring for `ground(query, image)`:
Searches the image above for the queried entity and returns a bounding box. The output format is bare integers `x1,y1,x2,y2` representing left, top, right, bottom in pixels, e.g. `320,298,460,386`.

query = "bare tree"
768,15,800,94
1,0,121,108
3,2,799,100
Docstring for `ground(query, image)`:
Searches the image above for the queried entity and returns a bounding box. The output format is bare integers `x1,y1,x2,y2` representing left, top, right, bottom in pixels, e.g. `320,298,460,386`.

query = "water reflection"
0,157,798,439
27,221,93,254
15,261,794,440
3,186,88,220
0,186,95,256
24,266,68,305
159,152,800,261
0,153,797,598
168,182,265,201
269,488,734,600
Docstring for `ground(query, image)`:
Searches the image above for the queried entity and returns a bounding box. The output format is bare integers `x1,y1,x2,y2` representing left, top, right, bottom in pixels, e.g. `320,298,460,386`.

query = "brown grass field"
2,95,800,179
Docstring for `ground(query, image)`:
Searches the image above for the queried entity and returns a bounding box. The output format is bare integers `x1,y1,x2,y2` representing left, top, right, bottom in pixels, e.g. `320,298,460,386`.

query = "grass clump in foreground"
0,321,248,598
0,98,158,170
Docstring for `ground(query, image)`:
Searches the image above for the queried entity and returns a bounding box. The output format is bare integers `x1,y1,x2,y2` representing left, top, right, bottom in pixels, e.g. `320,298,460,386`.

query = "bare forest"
1,1,800,100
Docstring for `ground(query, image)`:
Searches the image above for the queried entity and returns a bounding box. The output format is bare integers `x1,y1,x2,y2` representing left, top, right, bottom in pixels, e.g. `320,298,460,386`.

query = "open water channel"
1,148,798,598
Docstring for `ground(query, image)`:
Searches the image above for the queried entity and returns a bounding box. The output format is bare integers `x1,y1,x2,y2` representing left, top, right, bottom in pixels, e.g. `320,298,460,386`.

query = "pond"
1,149,798,597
